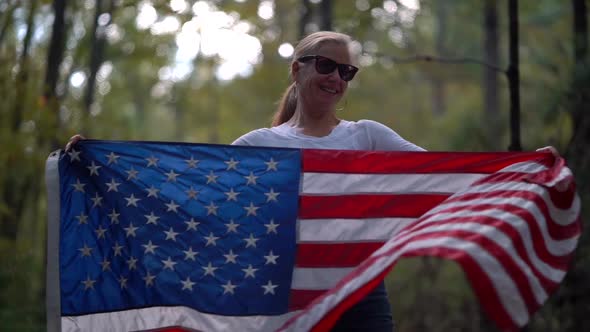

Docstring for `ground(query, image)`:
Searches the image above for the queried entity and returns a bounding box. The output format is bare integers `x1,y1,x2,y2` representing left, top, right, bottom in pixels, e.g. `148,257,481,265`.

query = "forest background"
1,0,589,331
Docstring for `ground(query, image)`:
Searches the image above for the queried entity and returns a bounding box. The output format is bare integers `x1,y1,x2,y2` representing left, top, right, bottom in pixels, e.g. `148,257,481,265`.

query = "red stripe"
295,242,385,267
288,289,326,310
299,194,449,219
441,190,581,240
302,150,551,174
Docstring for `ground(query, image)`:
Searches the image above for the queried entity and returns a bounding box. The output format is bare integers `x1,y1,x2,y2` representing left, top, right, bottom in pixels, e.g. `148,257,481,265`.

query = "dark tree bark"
319,0,332,31
0,1,18,48
483,0,499,118
44,0,67,103
84,0,114,117
299,0,313,39
431,0,448,117
507,0,521,151
12,0,37,132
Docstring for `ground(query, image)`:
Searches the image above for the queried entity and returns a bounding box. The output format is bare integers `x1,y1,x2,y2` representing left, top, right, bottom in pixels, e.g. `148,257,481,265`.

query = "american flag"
45,140,581,332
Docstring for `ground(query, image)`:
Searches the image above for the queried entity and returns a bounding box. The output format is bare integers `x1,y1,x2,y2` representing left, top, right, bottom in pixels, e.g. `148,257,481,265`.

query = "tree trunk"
319,0,332,31
44,0,67,104
507,0,521,151
299,0,313,39
483,0,500,149
12,0,37,132
0,1,17,48
84,0,114,120
431,0,448,116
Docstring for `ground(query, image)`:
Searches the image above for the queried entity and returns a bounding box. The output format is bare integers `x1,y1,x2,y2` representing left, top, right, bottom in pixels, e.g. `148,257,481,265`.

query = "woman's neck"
287,104,340,137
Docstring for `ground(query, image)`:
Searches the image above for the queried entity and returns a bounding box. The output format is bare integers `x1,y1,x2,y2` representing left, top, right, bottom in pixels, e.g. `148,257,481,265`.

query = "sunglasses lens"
315,57,338,74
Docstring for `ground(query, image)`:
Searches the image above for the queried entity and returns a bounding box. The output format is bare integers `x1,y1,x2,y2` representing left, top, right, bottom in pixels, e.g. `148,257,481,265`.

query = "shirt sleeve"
360,120,426,151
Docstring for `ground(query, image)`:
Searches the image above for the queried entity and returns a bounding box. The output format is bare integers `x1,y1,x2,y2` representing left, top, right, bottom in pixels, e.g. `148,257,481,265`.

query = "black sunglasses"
297,55,359,82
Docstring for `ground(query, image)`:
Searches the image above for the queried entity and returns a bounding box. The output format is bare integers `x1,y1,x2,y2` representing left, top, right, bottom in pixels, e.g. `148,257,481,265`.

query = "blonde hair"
271,31,354,126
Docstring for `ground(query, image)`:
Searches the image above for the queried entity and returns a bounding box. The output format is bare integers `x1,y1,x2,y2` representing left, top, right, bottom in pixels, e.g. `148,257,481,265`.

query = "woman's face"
293,42,353,112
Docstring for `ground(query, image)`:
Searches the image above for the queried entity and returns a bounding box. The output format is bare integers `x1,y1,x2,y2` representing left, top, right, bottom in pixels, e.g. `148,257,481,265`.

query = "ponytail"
272,82,297,126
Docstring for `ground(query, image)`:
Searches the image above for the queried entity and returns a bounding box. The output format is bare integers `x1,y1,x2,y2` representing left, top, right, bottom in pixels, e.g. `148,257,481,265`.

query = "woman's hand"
65,134,86,151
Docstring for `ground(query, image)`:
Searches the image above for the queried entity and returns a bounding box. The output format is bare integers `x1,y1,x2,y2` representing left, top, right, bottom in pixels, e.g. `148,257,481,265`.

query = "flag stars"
125,194,140,207
244,172,258,185
106,178,121,192
76,212,89,225
124,223,138,237
112,242,124,256
224,188,239,201
265,219,279,234
262,281,278,295
165,200,180,213
186,187,199,200
143,272,156,287
91,193,103,208
164,227,179,241
204,233,219,246
100,258,111,271
108,209,120,224
162,257,178,271
185,156,199,168
244,233,259,248
223,250,238,264
68,149,81,162
127,256,138,270
165,169,180,182
126,167,139,180
78,244,93,257
118,276,128,289
142,240,159,254
222,281,237,295
202,262,218,276
265,188,280,202
183,247,198,261
225,219,239,233
185,218,200,231
146,155,159,167
81,276,96,290
87,161,102,176
242,264,258,278
181,277,195,291
205,202,218,216
265,158,278,171
106,152,120,165
206,171,218,184
264,251,279,265
71,179,86,192
145,212,160,225
146,186,160,198
225,158,239,170
94,225,107,239
244,202,260,216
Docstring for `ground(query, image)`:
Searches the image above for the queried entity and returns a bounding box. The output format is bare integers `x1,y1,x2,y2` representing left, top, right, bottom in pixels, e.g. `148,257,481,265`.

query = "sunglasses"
297,55,359,82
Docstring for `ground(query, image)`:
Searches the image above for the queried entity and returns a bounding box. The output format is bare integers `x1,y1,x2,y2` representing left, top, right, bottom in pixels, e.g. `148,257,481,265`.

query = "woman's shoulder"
342,119,393,132
232,126,289,146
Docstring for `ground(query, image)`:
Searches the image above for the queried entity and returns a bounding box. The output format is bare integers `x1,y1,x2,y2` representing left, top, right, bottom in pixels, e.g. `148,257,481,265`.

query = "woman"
232,31,424,332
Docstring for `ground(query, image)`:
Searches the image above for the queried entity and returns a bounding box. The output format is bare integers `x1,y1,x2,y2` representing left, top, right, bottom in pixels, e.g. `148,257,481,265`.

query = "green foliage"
1,0,588,331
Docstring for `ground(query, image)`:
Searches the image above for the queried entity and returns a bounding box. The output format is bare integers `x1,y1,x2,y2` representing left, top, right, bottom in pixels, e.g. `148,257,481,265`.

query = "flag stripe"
299,194,449,219
302,150,551,174
291,267,355,289
295,242,385,267
298,217,416,242
302,173,484,194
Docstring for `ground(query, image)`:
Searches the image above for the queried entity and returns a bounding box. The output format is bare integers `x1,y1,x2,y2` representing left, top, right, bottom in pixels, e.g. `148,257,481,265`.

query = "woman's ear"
291,61,300,81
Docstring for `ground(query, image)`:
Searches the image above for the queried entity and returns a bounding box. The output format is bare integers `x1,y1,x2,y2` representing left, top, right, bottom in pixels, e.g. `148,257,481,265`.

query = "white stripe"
394,221,550,304
497,161,548,173
441,181,581,226
62,306,298,332
291,267,354,290
45,151,62,332
285,237,529,331
413,208,576,273
298,217,416,242
302,173,483,194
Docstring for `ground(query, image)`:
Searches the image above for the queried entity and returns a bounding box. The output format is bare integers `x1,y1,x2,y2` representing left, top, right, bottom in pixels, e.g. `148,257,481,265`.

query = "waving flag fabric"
45,140,581,332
